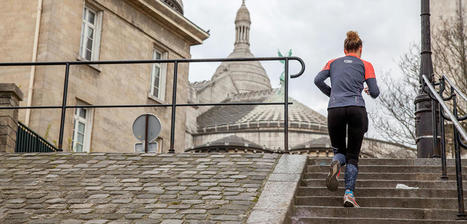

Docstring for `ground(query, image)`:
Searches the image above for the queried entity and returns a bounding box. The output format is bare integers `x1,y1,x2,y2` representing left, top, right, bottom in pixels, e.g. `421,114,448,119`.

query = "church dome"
162,0,184,15
197,89,328,133
212,51,271,92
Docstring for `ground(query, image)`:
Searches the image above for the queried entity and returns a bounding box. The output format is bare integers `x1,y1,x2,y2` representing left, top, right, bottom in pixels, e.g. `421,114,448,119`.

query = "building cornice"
128,0,209,45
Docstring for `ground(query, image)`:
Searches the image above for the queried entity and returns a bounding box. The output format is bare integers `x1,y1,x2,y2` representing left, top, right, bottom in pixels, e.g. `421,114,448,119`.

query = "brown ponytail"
344,31,362,52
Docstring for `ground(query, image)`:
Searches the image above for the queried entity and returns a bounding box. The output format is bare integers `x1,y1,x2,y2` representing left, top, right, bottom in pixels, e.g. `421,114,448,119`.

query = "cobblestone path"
0,153,280,224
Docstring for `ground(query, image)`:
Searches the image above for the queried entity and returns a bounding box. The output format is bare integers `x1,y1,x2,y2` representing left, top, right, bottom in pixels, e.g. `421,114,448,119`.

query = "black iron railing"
422,74,467,219
16,122,61,153
0,57,305,153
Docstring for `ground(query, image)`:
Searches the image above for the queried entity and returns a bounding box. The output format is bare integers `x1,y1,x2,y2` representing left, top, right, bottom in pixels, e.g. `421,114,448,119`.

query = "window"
79,6,102,61
72,108,93,152
150,49,167,101
134,138,163,153
134,141,159,153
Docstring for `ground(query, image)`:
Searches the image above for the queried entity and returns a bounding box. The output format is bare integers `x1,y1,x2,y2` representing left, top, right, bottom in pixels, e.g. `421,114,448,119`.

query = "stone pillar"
0,84,23,153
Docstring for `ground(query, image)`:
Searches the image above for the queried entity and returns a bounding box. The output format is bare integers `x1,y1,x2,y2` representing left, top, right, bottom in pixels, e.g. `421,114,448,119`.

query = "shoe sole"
344,197,360,208
344,200,355,207
326,161,340,192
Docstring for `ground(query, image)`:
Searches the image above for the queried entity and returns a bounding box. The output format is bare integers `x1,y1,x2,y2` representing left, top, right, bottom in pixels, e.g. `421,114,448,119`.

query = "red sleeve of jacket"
322,59,337,71
362,60,376,80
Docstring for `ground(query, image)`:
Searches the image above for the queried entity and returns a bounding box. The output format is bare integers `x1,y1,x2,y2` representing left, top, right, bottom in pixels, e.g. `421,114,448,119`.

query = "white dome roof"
197,89,327,131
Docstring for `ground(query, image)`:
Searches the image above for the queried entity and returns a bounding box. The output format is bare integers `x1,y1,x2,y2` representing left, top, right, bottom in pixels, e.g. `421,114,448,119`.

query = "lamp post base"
415,93,439,158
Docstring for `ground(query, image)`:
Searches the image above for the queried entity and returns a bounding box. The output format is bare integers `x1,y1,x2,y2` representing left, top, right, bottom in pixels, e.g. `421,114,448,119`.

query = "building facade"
185,1,416,158
0,0,208,153
431,0,466,24
430,0,467,158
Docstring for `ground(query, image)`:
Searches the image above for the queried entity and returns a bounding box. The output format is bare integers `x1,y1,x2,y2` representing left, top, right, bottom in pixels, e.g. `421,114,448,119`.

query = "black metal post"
26,131,30,152
58,63,70,151
439,77,449,179
169,61,178,154
416,0,439,158
431,99,439,157
284,58,289,153
35,134,39,153
452,93,467,218
144,114,149,153
440,102,448,180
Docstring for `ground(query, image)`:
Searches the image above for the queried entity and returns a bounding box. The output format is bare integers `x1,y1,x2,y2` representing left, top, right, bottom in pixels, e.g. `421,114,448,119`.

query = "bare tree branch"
371,8,467,147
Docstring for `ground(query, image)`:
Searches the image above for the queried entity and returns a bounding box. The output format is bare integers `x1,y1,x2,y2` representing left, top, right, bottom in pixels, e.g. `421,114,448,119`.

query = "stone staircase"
288,158,467,224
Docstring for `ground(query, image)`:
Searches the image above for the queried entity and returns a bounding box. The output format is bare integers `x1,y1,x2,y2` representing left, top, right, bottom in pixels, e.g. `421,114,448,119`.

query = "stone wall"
362,138,416,159
192,130,416,158
0,0,39,122
193,131,328,151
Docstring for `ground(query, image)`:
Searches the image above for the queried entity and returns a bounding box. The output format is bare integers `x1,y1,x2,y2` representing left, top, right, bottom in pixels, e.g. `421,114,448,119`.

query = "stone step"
297,187,461,198
305,172,466,180
292,206,457,220
295,196,465,209
290,216,466,224
289,159,467,223
307,158,461,166
307,165,467,173
302,179,467,189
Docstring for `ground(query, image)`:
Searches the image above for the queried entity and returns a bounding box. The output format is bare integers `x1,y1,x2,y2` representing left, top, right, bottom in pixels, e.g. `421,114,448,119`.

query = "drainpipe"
25,0,43,126
25,0,42,126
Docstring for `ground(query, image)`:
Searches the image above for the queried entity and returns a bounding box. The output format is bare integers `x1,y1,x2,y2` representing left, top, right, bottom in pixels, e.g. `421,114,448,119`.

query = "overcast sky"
184,0,421,140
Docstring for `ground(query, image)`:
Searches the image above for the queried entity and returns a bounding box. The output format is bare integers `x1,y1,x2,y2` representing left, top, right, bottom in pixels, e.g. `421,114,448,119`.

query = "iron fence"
0,56,305,153
15,122,60,153
422,74,467,219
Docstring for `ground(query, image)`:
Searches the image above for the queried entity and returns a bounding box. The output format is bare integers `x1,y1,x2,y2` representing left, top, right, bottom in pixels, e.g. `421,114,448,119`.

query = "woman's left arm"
366,78,380,98
363,61,380,98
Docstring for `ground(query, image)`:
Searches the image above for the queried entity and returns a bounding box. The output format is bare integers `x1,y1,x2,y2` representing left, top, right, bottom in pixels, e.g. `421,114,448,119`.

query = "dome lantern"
234,0,251,49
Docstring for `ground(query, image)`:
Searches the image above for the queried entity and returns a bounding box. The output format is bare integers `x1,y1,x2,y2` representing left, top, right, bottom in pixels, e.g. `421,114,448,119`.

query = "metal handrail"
443,75,467,102
0,102,292,110
423,75,467,142
422,74,467,218
0,56,306,153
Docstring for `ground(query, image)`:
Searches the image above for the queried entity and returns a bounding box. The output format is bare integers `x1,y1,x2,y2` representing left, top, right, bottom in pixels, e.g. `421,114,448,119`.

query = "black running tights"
327,106,368,167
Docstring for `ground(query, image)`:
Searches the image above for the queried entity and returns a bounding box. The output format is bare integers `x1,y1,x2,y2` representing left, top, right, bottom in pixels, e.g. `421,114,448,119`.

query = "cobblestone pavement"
0,153,280,224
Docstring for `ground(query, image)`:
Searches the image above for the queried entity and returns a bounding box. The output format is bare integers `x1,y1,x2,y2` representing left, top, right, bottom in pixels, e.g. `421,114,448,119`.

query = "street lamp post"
415,0,440,158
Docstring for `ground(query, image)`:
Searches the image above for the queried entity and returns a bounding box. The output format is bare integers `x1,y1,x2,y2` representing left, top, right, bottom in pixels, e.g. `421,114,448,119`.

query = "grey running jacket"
314,53,380,108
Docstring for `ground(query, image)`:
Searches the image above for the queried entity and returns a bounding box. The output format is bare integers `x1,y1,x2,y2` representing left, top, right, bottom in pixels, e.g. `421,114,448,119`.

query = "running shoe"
344,190,360,207
326,160,341,191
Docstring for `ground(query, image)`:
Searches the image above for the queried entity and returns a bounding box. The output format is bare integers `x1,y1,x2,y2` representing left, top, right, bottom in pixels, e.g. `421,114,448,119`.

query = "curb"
246,154,308,224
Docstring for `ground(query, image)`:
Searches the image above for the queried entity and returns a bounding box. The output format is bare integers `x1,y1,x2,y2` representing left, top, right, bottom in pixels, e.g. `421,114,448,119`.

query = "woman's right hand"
364,87,370,95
